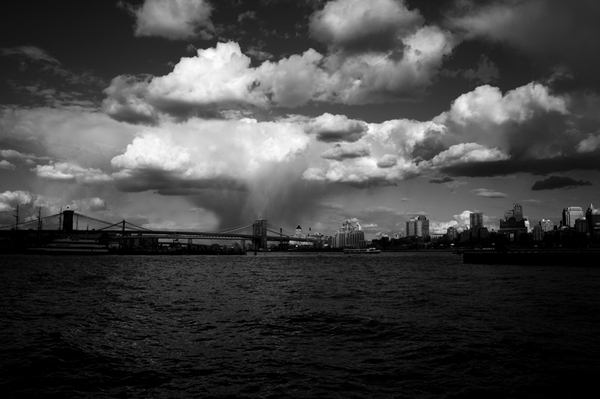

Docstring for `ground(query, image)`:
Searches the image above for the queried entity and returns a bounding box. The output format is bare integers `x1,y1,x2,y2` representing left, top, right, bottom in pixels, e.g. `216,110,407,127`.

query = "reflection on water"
1,252,599,398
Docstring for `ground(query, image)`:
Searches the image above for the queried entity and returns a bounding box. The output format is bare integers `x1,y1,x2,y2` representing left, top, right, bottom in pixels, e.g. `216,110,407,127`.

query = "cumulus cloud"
0,190,34,213
306,113,367,143
121,0,214,40
321,142,370,161
104,6,455,118
104,42,268,123
309,0,423,52
430,143,509,167
376,154,398,169
471,188,507,198
256,49,328,108
531,175,592,191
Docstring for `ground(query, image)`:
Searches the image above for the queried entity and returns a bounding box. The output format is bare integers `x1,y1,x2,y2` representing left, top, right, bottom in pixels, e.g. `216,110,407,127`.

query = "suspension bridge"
0,209,320,251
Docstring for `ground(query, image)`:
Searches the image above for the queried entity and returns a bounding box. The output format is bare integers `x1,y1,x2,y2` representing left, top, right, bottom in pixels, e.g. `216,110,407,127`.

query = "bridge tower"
252,219,268,250
63,209,75,234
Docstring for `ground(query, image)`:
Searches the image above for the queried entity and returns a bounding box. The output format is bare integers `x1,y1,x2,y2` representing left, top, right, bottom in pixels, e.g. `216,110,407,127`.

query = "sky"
1,0,600,238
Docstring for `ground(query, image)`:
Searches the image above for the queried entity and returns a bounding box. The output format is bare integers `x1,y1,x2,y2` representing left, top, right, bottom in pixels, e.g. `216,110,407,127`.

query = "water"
1,252,599,398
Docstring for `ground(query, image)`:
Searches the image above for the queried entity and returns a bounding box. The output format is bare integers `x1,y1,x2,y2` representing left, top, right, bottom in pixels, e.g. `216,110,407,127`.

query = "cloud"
33,162,113,184
257,49,329,108
0,160,16,170
121,0,214,40
443,55,499,84
0,190,34,213
429,176,453,184
0,45,60,64
104,42,267,122
446,0,600,91
321,142,370,161
531,175,592,191
103,17,455,118
376,154,398,169
309,0,423,52
471,188,507,198
430,143,509,167
306,113,367,143
576,133,600,153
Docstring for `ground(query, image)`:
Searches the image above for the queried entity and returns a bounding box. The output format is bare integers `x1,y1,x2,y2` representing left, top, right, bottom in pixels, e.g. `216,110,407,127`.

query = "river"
1,252,599,398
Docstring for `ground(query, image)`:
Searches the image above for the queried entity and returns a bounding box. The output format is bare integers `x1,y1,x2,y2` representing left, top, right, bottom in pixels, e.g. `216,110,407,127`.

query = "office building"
406,215,430,238
470,212,483,229
331,220,365,248
562,206,584,228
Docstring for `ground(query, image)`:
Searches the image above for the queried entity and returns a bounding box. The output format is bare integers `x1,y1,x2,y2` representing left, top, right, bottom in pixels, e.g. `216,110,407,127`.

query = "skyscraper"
470,212,483,229
406,215,429,238
562,207,584,228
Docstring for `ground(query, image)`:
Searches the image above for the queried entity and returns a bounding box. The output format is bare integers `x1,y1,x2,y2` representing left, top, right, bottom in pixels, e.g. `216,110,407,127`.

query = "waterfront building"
533,225,544,241
470,212,483,229
331,220,365,249
406,215,430,238
499,203,528,240
446,226,459,240
562,206,584,228
575,218,588,234
586,204,600,236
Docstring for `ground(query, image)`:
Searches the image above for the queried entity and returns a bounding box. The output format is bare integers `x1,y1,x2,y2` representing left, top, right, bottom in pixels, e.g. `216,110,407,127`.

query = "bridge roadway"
0,228,318,243
106,229,317,243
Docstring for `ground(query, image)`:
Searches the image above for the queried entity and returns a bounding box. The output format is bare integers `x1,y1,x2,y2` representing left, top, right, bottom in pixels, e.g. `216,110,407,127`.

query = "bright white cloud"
111,118,310,190
0,190,34,212
150,42,266,110
125,0,214,40
438,83,568,127
33,162,113,184
471,188,507,198
430,143,509,167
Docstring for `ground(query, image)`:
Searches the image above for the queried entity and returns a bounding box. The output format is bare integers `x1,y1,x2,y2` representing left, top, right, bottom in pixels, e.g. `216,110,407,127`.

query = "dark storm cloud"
113,169,248,193
447,0,600,92
440,150,600,178
531,176,592,191
429,176,453,184
321,143,370,161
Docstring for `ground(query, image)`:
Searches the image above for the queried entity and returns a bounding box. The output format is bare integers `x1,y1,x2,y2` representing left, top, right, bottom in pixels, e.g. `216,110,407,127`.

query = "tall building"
562,207,584,228
587,204,600,235
332,220,365,248
499,203,528,238
406,215,430,238
470,212,483,229
446,226,458,240
540,219,554,232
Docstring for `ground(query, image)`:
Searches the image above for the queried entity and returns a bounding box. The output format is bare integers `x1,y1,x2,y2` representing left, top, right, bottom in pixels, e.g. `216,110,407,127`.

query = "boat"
344,248,380,254
29,237,110,255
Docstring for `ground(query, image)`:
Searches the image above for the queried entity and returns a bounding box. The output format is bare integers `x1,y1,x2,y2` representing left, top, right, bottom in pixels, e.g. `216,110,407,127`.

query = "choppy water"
1,252,599,398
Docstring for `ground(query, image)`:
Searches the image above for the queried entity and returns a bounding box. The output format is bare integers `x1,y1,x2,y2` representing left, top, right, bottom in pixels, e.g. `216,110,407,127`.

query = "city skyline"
2,0,600,239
